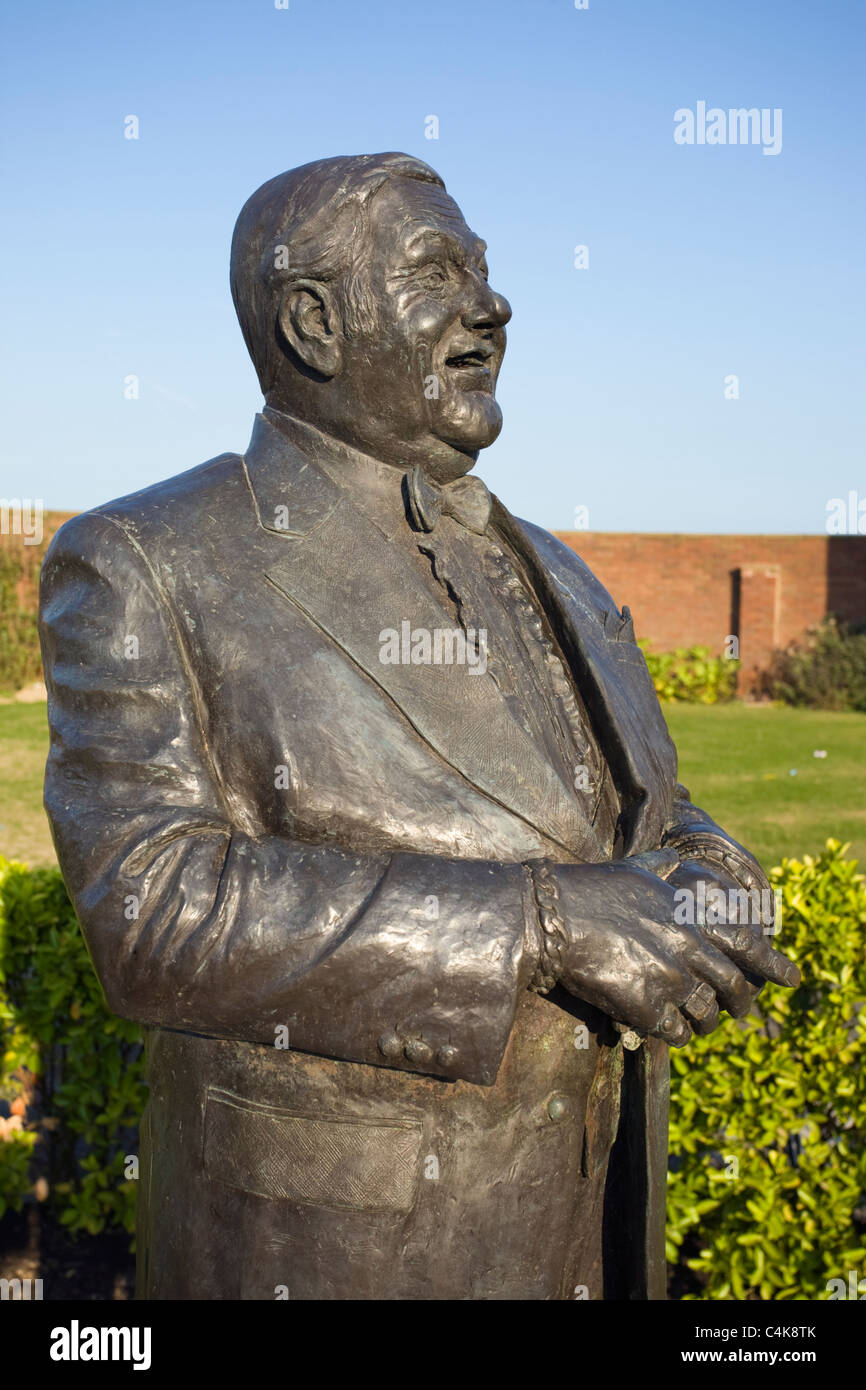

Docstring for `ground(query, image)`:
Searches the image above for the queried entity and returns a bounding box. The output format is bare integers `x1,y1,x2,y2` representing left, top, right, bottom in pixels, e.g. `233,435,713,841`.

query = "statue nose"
462,283,512,332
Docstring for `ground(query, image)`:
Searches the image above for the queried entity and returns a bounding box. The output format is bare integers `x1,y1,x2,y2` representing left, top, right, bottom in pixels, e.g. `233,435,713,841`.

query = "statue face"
342,177,512,479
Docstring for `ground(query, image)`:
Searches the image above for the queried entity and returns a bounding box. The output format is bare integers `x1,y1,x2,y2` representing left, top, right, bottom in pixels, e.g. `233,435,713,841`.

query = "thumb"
623,848,680,881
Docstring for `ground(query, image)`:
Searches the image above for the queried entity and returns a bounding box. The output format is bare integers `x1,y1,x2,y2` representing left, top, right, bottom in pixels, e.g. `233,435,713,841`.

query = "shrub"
639,641,740,703
764,617,866,712
0,857,145,1233
667,840,866,1299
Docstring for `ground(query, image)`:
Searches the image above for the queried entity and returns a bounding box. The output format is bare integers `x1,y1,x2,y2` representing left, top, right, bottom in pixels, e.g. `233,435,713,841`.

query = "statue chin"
434,393,503,458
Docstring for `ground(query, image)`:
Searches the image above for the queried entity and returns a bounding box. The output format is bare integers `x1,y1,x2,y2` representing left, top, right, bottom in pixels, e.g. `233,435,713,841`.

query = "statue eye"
419,264,448,289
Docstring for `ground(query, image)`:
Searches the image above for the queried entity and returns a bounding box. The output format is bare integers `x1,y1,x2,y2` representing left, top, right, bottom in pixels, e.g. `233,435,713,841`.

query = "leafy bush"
667,840,866,1299
0,856,145,1233
639,641,740,704
765,617,866,712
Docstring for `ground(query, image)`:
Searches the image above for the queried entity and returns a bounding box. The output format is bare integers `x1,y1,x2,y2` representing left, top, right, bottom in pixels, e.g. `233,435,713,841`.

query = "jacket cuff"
523,860,568,995
663,823,770,894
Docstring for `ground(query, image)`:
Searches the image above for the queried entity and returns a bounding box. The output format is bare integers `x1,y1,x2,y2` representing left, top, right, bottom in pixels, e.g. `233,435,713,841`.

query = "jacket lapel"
495,506,677,855
243,415,594,855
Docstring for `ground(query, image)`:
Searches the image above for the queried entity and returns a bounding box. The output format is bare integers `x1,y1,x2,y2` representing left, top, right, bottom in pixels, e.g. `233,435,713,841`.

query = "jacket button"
377,1031,403,1060
548,1095,569,1121
436,1044,458,1068
404,1039,433,1065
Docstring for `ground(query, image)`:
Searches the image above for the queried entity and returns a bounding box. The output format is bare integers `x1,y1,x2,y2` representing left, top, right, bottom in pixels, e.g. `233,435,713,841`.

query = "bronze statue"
38,153,798,1300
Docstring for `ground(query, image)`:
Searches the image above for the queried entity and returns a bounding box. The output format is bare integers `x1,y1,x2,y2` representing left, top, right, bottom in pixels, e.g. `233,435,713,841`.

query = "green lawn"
1,702,864,874
663,704,866,873
0,703,53,866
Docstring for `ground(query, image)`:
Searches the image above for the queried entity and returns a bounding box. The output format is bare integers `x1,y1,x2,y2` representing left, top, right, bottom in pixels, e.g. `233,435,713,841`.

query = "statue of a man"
39,153,798,1300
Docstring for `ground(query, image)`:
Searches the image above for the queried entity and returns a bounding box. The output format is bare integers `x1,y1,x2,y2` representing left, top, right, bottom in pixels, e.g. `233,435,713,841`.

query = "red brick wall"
553,533,866,685
4,518,865,693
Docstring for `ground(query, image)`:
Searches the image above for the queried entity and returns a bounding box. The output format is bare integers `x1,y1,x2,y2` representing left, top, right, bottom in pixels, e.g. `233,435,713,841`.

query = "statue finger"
660,926,753,1017
651,1000,692,1048
626,849,680,881
679,980,720,1035
700,921,800,988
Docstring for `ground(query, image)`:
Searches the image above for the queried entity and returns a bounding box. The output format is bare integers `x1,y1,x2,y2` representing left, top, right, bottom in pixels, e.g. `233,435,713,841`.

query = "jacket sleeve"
662,782,773,909
38,511,540,1087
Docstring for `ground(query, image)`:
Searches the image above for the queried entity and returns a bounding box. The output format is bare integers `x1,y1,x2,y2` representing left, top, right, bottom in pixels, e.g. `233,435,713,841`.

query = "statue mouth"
443,346,496,388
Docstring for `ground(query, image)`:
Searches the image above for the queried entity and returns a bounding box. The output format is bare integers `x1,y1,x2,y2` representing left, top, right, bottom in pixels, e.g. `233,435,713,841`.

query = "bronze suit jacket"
38,412,741,1300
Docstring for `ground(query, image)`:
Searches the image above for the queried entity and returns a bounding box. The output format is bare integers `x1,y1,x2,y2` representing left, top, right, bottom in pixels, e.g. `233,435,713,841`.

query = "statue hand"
666,857,799,1007
548,856,796,1047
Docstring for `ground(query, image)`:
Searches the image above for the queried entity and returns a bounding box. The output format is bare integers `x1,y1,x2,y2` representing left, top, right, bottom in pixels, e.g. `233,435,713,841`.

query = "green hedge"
2,845,865,1301
765,617,866,713
0,857,144,1234
668,839,866,1298
638,641,740,704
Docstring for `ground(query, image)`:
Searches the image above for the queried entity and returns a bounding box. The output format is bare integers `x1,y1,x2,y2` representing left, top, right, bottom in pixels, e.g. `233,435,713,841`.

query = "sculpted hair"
230,152,446,395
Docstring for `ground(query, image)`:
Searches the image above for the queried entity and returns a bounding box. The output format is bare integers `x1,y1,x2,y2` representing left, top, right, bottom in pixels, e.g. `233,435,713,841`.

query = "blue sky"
1,0,863,531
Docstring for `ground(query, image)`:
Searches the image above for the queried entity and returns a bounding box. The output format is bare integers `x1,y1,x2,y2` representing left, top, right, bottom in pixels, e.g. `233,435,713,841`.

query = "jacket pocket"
203,1087,423,1214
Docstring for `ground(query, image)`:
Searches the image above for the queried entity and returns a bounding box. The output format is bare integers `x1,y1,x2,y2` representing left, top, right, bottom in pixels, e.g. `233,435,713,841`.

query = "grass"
0,702,864,874
663,703,866,873
0,703,53,867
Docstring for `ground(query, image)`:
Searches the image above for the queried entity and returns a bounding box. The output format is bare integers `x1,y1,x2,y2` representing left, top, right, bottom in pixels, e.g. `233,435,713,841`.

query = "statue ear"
277,280,343,378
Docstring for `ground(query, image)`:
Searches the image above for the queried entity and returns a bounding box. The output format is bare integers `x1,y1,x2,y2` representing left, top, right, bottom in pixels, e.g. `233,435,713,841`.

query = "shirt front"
264,406,621,862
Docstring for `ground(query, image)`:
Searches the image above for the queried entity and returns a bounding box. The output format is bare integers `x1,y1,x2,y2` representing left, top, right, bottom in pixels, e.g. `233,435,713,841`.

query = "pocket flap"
203,1088,423,1214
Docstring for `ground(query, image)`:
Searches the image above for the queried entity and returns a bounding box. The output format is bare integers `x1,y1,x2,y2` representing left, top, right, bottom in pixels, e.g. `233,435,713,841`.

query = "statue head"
230,153,512,481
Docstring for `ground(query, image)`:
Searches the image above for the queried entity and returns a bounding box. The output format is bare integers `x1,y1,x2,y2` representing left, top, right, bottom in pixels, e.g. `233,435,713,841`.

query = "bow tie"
405,465,492,536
